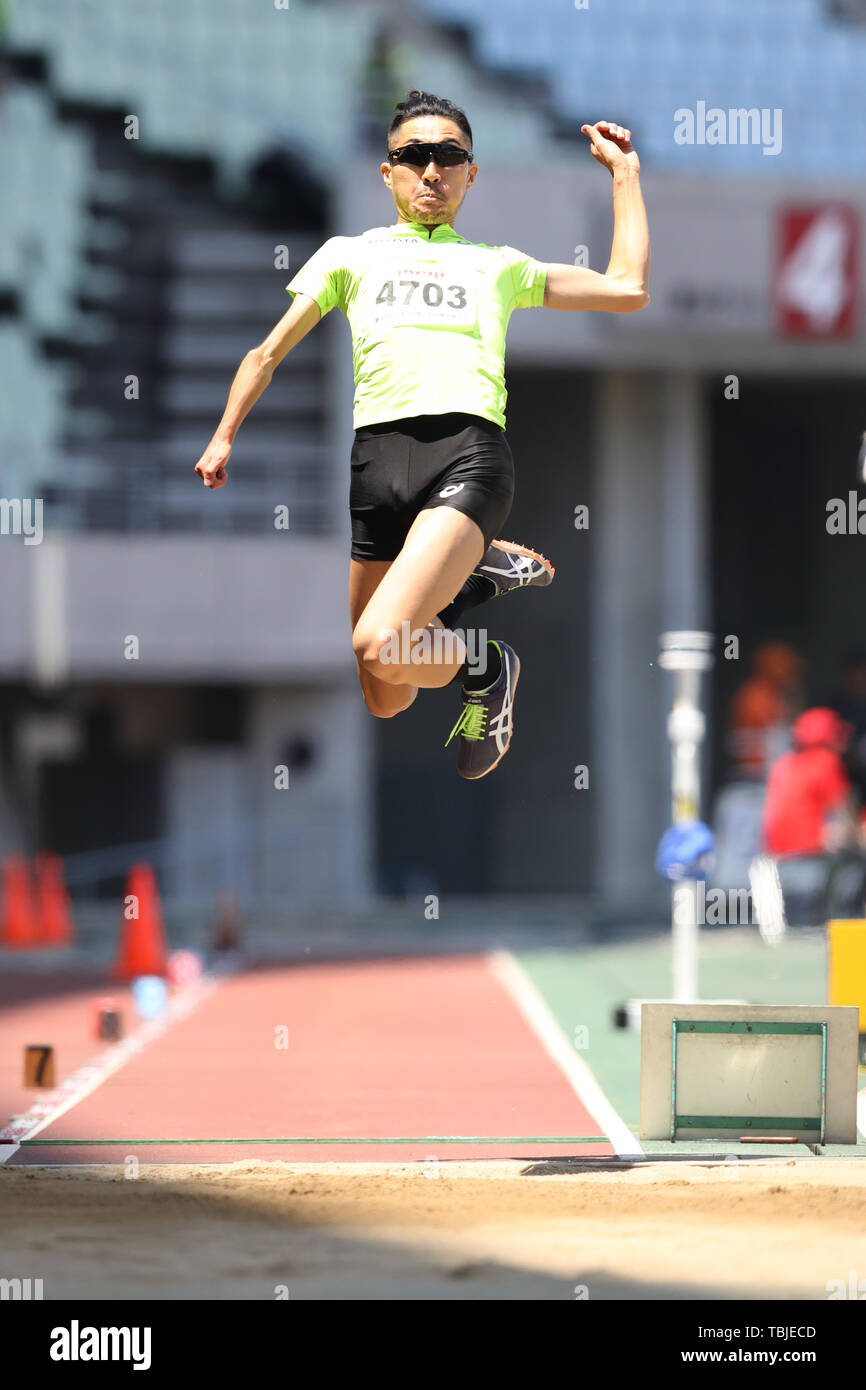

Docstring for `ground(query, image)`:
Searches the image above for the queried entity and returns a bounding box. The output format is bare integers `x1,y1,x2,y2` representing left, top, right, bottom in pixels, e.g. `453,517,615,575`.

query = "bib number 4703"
376,279,468,310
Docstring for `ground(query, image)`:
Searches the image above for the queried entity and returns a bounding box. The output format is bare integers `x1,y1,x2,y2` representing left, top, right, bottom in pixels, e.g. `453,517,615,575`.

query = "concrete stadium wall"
0,536,354,682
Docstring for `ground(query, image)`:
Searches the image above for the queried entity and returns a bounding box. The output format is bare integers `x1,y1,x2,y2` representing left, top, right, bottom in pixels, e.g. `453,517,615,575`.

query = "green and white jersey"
286,220,548,430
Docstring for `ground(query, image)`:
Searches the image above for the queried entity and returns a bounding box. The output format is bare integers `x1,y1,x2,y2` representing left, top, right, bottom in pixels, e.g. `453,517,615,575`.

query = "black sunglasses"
387,141,472,168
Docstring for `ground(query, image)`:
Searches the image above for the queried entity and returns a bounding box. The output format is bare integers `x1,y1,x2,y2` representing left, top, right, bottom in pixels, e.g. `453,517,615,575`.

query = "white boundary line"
0,974,223,1163
488,949,643,1157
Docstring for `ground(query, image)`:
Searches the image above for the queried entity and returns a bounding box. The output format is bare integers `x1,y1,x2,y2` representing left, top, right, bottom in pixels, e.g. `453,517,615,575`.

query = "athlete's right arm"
194,292,322,490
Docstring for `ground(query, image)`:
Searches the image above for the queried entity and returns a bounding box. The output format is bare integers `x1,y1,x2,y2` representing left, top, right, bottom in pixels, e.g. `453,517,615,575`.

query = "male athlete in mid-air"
196,90,650,779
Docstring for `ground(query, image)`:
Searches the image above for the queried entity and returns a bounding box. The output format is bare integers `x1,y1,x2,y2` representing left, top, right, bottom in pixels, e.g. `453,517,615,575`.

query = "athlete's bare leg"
351,505,486,700
349,558,420,718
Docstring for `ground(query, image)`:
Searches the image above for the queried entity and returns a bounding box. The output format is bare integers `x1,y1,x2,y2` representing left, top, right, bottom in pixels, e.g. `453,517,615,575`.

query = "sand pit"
3,1156,865,1300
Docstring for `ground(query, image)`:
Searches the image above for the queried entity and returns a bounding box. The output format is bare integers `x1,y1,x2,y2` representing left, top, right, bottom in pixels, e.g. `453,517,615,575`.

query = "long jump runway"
6,956,866,1301
1,954,631,1166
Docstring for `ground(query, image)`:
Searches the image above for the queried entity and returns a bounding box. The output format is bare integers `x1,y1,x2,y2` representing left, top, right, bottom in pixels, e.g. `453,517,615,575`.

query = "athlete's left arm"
543,121,650,313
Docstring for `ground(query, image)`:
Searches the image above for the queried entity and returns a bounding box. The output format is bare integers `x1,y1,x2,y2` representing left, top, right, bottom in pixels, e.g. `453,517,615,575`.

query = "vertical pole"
593,373,665,905
659,632,714,1002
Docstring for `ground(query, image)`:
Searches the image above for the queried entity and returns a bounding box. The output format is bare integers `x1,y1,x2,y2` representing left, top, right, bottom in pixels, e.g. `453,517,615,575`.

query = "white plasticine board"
640,1002,859,1143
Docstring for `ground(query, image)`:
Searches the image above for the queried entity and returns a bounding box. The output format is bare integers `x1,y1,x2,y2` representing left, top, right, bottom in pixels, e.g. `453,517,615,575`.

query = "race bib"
370,264,477,328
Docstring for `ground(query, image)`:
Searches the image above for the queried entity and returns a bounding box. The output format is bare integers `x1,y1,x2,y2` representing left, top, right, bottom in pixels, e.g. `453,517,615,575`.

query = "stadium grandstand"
3,2,866,1320
1,0,865,931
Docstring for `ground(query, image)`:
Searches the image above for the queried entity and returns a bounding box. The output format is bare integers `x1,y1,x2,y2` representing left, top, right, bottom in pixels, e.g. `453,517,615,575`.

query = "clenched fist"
195,437,231,490
581,120,640,175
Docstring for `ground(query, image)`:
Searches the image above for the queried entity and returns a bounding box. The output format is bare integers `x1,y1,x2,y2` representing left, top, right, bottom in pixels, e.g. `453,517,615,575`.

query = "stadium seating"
0,324,71,498
4,0,862,526
7,0,866,184
0,0,557,523
0,84,93,337
6,0,387,186
414,0,866,173
0,83,88,497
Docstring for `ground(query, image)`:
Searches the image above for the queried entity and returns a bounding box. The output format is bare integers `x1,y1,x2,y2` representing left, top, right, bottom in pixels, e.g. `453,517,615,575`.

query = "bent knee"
361,685,418,719
352,624,402,683
364,696,401,719
351,624,378,668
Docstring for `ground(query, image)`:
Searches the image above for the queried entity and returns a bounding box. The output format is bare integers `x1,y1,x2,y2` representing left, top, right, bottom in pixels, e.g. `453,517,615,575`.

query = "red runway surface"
2,955,616,1164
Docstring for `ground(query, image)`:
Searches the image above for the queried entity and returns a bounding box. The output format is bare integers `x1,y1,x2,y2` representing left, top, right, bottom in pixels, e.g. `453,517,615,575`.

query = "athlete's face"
381,116,477,228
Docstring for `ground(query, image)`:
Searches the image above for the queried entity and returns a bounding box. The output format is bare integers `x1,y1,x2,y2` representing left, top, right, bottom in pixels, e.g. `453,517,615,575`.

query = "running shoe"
475,539,555,595
445,640,520,780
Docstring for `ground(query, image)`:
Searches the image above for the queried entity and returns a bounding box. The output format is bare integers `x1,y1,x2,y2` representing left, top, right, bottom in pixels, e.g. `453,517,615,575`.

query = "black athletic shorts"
349,412,515,562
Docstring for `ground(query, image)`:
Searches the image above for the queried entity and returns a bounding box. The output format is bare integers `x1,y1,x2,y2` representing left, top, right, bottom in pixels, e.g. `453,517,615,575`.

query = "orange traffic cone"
113,862,169,980
35,851,75,947
0,855,38,948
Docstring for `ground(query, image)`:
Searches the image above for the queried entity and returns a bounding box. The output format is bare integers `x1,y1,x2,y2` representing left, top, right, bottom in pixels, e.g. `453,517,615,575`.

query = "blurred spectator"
761,708,866,922
358,23,416,150
712,642,802,889
210,889,246,961
762,707,856,856
726,642,804,781
827,646,866,808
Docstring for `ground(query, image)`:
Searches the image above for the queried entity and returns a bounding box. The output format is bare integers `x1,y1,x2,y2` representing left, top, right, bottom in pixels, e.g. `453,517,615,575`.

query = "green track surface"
516,926,866,1158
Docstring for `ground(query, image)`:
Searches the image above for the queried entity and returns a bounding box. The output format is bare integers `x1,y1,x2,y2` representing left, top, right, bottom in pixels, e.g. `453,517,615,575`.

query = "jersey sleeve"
286,237,347,316
818,749,851,808
503,245,548,309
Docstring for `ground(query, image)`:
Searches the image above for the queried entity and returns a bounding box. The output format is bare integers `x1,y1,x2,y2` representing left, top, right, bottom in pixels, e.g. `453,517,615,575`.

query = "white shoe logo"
481,553,537,586
439,482,465,497
487,655,514,753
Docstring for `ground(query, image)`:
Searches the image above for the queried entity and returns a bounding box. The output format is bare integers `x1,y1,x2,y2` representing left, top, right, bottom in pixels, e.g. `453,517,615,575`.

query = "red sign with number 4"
774,205,859,338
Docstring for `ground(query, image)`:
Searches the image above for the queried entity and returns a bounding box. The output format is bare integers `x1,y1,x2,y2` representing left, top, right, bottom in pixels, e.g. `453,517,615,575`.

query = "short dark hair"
388,89,473,152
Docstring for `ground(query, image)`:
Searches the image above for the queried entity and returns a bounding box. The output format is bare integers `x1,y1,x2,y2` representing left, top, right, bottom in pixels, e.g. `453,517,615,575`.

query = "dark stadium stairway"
6,49,334,536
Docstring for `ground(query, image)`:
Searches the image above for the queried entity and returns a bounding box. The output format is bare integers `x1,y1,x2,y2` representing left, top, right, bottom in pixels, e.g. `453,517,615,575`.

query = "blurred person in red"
762,707,858,856
727,642,804,781
827,646,866,810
